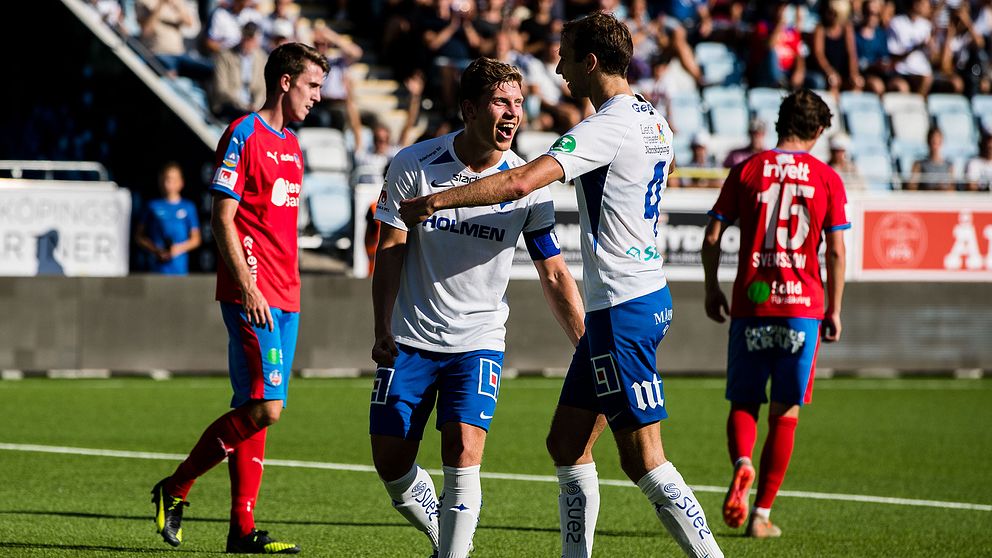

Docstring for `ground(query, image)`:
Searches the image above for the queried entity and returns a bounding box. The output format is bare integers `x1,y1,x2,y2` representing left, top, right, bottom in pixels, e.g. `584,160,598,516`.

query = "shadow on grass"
0,509,657,538
0,541,221,554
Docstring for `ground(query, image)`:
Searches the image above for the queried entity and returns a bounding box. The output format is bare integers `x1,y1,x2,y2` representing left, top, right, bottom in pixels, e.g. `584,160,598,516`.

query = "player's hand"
399,195,436,228
822,310,842,342
704,287,730,323
371,334,399,367
155,249,171,262
243,286,274,332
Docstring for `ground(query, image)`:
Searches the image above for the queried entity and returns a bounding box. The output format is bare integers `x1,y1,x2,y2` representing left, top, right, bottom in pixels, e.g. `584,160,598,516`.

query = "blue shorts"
369,345,504,440
220,302,299,408
726,317,821,406
558,287,673,431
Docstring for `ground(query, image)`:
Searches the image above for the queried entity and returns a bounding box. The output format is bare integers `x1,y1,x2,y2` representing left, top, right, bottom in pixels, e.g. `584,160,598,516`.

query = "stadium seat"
345,126,374,157
702,85,747,110
889,138,928,179
710,105,749,137
853,152,895,190
706,134,747,165
351,164,385,186
972,95,992,132
845,107,889,142
305,142,350,173
667,90,705,136
753,107,779,148
927,93,971,117
747,87,787,114
935,111,979,150
304,171,350,195
514,130,559,162
882,92,927,115
695,42,738,86
297,127,346,150
839,90,883,114
812,90,844,135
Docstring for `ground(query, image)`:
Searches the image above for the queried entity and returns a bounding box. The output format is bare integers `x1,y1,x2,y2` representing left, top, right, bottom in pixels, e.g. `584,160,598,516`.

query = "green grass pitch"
1,376,990,557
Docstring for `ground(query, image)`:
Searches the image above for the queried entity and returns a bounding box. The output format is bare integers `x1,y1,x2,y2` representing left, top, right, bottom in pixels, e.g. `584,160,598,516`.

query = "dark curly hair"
775,89,832,141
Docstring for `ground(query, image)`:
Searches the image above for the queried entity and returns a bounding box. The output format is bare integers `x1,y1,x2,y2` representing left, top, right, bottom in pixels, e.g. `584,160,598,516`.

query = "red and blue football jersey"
709,149,850,319
210,113,303,312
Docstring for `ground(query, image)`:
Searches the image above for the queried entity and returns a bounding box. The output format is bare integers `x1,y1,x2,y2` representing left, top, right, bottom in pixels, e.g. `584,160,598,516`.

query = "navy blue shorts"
369,344,504,440
726,317,821,406
558,287,673,431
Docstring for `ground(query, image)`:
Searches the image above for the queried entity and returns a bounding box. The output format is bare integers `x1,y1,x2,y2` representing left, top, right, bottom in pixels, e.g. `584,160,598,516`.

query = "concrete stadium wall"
1,276,989,374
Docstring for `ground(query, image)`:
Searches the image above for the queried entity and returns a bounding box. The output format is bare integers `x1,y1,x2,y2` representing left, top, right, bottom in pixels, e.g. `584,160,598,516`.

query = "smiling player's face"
468,81,523,152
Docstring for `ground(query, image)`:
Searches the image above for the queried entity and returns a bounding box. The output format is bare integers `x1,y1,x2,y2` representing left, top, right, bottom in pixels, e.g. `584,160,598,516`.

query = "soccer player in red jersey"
150,42,328,554
701,89,850,538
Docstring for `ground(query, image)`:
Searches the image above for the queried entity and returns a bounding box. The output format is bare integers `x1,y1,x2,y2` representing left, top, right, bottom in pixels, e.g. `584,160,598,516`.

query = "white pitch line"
1,442,989,512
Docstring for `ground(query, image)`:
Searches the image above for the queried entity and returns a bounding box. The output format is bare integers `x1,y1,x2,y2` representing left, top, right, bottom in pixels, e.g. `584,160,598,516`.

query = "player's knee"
546,431,584,466
252,402,282,427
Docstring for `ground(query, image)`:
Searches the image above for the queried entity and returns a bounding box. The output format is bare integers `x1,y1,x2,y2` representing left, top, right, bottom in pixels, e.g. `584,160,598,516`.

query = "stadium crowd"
84,0,992,195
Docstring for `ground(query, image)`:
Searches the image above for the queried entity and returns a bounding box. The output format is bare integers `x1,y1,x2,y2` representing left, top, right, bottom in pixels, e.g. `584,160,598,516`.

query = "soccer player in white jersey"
370,57,585,558
400,13,724,558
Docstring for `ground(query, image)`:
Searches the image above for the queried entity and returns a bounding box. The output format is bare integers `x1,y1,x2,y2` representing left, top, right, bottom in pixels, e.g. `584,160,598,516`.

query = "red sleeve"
823,167,851,232
210,118,253,201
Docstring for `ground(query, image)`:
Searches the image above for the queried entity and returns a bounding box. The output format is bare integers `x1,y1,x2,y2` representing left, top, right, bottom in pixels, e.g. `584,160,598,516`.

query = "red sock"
754,415,799,510
166,406,262,499
727,405,759,464
229,427,267,537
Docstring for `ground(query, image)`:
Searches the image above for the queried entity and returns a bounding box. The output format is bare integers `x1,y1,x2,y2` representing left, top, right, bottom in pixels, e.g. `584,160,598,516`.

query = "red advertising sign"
862,209,992,280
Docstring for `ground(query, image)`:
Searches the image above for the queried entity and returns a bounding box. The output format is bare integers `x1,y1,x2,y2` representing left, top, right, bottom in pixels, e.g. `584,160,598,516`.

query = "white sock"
438,465,482,558
637,462,724,558
753,506,771,520
557,463,600,558
383,465,440,552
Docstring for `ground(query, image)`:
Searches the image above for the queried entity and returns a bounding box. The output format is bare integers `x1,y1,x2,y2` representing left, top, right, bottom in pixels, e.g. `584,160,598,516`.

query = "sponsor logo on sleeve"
550,135,576,153
268,370,283,387
214,168,239,189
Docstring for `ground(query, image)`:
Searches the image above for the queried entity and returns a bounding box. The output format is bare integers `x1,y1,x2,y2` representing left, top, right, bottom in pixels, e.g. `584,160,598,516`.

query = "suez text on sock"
660,483,713,540
562,482,586,544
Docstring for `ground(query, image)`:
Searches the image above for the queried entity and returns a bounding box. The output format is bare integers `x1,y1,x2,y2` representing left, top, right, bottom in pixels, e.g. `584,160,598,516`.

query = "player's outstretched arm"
822,229,846,342
533,255,585,347
371,224,408,367
399,155,564,227
701,217,730,323
212,195,273,331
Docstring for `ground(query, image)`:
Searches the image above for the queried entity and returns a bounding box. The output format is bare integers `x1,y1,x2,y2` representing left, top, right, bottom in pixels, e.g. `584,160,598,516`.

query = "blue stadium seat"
667,91,705,136
298,128,350,172
889,138,928,179
882,92,929,143
304,171,350,195
839,91,883,114
853,152,895,190
306,173,352,238
748,87,787,114
702,85,747,110
935,111,978,150
695,42,739,86
710,105,749,137
927,93,970,116
845,107,889,142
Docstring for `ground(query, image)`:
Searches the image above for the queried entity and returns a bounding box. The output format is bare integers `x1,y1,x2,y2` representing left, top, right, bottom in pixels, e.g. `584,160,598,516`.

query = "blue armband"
524,226,561,261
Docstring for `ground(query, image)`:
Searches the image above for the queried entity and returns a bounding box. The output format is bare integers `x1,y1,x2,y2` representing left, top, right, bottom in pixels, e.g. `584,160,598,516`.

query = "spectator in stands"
262,0,301,50
907,127,956,190
203,0,263,55
935,3,987,95
683,131,722,188
86,0,126,33
624,0,703,84
662,0,715,43
519,0,561,56
134,162,202,274
210,22,266,121
724,117,767,168
475,0,517,57
826,133,865,190
965,132,992,191
885,0,935,95
746,0,807,89
422,0,484,119
523,33,585,134
640,49,699,115
137,0,213,81
854,0,891,95
808,0,864,94
307,24,363,137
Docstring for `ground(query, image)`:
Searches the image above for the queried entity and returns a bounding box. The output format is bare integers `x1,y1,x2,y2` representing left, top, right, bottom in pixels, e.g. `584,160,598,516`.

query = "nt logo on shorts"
371,367,394,405
477,359,501,401
630,373,664,411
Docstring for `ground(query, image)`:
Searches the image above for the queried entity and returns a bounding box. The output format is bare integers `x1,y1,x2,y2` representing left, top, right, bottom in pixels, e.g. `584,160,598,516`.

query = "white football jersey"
376,132,556,352
546,94,675,312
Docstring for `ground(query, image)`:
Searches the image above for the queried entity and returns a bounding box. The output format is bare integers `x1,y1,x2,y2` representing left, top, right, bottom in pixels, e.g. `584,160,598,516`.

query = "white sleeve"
545,112,629,182
522,185,556,233
374,150,421,231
